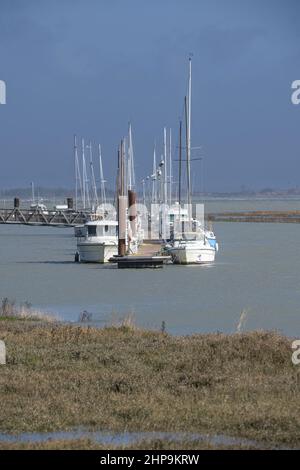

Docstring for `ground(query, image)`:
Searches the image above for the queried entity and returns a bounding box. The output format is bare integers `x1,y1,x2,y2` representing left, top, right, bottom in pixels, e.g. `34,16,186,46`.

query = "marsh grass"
0,298,56,322
107,311,137,330
0,319,299,448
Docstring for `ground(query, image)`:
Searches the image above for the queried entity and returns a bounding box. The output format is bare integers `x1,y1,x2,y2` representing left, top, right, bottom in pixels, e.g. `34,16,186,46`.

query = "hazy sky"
0,0,299,192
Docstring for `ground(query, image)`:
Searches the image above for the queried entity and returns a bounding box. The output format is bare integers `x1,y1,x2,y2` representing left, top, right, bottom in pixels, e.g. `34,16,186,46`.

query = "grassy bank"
0,317,299,449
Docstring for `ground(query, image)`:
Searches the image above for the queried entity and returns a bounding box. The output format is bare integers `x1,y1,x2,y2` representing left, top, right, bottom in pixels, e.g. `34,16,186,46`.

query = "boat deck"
132,242,161,257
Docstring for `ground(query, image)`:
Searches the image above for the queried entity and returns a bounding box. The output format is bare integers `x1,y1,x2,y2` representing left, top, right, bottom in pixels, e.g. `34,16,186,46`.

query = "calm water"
0,199,299,336
0,429,268,449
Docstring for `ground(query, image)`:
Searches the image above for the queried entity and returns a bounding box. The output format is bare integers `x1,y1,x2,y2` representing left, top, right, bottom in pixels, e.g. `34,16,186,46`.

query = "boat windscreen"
87,225,97,237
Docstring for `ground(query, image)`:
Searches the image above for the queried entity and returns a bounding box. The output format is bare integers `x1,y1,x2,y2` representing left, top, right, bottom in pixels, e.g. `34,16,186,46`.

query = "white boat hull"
77,242,118,263
169,244,216,265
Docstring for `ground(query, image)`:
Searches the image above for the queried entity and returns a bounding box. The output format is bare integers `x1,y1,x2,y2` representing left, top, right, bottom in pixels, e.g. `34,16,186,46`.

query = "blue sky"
0,0,299,192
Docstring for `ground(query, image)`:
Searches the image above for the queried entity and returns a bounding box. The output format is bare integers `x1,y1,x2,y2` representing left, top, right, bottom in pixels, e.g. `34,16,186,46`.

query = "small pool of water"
0,429,277,448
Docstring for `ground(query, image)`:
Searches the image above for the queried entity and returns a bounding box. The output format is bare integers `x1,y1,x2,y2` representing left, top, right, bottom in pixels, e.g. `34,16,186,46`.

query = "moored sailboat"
165,58,217,264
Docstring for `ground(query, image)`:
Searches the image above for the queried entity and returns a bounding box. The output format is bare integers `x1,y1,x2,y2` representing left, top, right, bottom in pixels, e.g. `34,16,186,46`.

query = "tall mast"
74,135,78,210
98,144,106,207
81,138,86,209
74,135,83,211
128,123,135,190
184,96,189,203
88,141,98,208
141,179,146,206
122,138,127,194
179,120,183,238
31,181,35,204
82,139,90,209
178,120,182,206
186,57,192,218
151,144,157,203
169,128,172,206
163,127,167,205
128,127,132,191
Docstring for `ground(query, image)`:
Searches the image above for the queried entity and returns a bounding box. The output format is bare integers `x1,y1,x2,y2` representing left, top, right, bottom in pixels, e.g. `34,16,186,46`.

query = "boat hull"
169,245,216,264
77,242,118,263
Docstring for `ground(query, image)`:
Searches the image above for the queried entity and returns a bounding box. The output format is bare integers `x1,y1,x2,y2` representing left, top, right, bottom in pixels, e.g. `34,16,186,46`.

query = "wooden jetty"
110,254,171,269
111,139,172,268
131,242,161,257
110,241,171,269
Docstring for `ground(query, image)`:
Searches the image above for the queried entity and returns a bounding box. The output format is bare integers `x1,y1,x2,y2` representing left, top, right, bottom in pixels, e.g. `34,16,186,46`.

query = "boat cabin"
85,220,118,239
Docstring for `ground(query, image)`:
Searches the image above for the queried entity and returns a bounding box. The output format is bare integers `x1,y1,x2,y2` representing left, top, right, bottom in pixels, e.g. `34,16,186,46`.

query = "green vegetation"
0,316,299,449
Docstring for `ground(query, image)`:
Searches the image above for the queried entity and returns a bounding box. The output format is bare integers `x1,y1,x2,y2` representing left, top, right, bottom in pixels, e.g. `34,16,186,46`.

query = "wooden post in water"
128,189,137,243
118,141,126,257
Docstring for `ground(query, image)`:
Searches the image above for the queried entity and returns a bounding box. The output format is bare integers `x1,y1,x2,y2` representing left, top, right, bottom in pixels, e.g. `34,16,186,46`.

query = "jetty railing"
0,207,91,227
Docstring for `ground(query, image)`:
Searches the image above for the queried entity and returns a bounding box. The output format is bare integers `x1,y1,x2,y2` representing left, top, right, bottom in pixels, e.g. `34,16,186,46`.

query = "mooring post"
0,340,6,365
118,141,127,256
67,198,73,210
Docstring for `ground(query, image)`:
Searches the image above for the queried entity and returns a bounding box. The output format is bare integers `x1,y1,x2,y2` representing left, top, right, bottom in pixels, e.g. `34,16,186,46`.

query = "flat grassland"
0,318,299,449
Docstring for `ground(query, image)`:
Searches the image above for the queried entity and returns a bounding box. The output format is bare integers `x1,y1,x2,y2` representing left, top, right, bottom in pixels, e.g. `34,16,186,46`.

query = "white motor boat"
77,220,118,263
167,232,215,264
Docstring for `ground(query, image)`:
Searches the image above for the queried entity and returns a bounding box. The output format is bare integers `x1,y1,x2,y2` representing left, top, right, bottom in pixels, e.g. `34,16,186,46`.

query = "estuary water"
0,199,299,336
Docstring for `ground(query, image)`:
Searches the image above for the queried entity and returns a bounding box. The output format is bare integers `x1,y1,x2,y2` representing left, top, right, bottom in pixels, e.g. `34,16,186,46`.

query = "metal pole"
179,121,182,206
82,138,86,209
169,128,172,206
186,58,192,223
163,127,167,206
74,135,77,211
98,144,106,207
185,96,191,223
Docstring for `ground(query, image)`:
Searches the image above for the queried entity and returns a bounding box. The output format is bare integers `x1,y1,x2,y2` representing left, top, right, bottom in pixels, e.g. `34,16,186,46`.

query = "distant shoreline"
2,187,300,201
207,210,300,223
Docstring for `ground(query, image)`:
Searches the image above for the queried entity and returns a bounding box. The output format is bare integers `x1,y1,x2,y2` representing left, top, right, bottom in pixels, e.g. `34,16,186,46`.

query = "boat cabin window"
105,225,109,232
88,225,97,237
